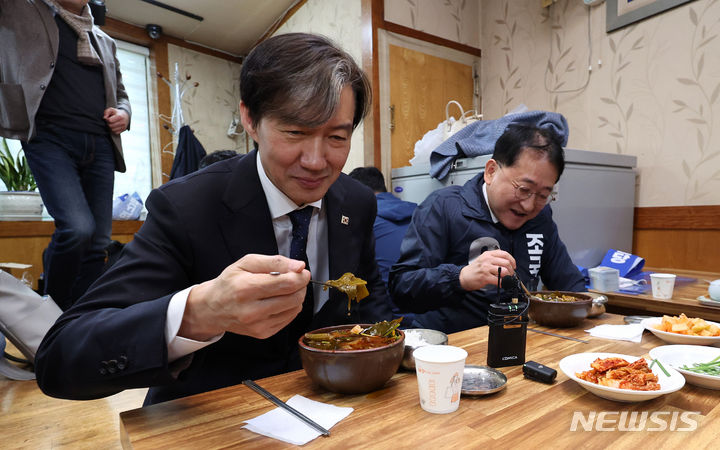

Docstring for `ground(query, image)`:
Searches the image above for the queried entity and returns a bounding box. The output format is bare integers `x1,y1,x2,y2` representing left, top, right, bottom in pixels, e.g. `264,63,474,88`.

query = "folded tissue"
585,324,645,343
243,395,353,445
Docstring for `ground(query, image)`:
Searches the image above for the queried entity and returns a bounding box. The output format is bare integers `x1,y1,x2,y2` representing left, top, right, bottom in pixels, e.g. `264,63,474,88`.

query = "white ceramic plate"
649,345,720,390
559,352,685,402
697,296,720,308
641,317,720,346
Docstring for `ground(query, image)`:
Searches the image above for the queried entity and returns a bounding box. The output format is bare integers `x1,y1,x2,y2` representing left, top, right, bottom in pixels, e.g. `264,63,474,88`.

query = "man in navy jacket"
35,33,392,405
389,124,585,333
348,166,417,286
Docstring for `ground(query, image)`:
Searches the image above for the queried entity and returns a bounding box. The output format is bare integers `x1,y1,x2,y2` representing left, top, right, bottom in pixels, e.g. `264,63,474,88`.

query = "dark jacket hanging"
170,125,206,179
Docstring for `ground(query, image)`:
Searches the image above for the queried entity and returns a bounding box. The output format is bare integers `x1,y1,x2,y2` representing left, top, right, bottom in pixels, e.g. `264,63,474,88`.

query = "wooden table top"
0,339,147,449
119,314,720,449
600,267,720,322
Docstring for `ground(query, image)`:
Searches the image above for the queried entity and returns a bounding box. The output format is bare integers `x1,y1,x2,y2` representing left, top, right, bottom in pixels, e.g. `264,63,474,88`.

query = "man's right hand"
459,249,516,291
179,254,310,341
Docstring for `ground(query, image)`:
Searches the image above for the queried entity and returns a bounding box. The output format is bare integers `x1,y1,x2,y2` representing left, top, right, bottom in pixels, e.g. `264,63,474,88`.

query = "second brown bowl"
529,291,593,328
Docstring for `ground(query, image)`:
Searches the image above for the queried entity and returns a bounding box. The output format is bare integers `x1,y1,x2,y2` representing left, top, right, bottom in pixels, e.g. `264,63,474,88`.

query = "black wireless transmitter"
486,275,529,368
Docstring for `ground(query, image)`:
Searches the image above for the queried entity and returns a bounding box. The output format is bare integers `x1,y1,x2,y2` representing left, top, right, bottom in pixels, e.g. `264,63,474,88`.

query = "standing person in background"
348,166,416,286
0,0,131,310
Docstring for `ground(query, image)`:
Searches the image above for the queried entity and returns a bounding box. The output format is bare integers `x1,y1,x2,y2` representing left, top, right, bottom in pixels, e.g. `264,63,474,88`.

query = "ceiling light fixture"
139,0,204,22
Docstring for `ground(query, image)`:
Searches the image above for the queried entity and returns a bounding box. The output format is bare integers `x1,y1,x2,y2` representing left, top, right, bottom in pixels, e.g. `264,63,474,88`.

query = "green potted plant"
0,137,43,220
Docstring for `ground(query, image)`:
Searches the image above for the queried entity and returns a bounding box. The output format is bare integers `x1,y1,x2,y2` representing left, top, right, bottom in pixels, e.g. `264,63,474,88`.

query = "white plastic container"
588,266,620,292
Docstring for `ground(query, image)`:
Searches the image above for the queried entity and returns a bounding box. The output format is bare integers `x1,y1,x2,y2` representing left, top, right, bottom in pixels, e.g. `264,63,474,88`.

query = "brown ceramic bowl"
298,324,405,394
528,291,593,328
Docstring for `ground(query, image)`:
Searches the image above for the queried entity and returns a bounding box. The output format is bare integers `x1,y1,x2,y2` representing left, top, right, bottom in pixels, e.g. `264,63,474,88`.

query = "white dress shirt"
164,153,330,362
482,182,499,224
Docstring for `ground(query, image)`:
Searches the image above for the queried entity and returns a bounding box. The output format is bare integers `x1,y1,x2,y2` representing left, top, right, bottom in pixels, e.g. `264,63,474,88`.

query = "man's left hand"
103,107,130,134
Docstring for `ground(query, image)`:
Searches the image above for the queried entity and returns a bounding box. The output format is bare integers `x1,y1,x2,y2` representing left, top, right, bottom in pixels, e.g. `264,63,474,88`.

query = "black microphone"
468,237,500,263
501,275,518,293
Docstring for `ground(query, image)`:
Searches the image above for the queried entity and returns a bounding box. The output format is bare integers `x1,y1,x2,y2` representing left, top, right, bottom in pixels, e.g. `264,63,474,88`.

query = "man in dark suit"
35,33,393,405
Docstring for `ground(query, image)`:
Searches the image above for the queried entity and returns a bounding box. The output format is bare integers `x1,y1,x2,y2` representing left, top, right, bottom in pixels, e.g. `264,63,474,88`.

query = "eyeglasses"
497,165,557,205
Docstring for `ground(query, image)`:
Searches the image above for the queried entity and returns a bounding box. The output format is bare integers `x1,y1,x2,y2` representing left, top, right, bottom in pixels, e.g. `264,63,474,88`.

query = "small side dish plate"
649,345,720,390
559,352,685,402
640,317,720,346
461,365,507,396
697,296,720,308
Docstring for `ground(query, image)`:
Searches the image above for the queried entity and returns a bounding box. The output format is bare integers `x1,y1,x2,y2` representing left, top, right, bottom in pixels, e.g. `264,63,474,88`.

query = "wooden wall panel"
633,230,720,272
0,221,142,290
633,206,720,272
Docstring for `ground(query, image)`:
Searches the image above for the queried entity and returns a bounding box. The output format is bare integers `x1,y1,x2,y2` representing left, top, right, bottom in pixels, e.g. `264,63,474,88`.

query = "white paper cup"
650,273,676,299
413,345,467,414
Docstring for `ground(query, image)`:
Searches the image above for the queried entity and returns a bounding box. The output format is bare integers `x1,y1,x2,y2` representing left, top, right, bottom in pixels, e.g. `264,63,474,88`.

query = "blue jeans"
22,125,115,310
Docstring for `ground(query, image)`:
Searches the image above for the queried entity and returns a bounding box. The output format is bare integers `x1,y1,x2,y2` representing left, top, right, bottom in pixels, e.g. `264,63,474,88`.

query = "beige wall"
166,44,248,156
384,0,481,48
273,0,366,173
481,0,720,207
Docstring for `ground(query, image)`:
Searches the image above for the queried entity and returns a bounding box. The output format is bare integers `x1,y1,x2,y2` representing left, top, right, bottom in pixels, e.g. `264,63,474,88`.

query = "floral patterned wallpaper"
166,44,248,157
481,0,720,207
273,0,366,172
384,0,481,48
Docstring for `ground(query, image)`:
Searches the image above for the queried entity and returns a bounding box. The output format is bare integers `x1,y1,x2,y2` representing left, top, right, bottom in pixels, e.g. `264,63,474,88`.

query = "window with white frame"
114,40,158,209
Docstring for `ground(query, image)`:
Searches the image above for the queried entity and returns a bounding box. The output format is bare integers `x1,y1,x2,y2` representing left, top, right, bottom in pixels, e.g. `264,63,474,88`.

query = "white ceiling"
103,0,299,57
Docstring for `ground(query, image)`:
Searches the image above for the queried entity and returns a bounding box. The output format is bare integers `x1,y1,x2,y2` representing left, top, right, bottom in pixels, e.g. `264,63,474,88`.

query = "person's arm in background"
103,40,131,134
351,194,394,323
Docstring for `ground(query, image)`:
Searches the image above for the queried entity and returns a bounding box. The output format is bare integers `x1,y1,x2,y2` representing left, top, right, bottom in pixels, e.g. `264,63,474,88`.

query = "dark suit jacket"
35,150,393,404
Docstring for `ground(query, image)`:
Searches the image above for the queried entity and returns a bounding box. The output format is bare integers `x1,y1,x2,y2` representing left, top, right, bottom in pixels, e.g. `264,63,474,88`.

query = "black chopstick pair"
242,379,330,437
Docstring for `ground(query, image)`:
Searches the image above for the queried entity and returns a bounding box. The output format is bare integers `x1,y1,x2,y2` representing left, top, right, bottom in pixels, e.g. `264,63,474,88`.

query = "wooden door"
389,45,475,169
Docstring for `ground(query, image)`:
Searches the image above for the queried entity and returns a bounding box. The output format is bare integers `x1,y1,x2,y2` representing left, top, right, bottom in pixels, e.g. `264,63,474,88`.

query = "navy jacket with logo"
388,172,585,334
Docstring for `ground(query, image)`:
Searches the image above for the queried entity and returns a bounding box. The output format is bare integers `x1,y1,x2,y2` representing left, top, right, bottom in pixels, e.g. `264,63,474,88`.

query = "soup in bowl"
298,320,405,394
529,291,593,328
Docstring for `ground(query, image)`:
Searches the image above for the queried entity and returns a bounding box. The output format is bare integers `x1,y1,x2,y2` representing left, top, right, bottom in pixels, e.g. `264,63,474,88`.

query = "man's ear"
239,102,258,142
484,159,499,185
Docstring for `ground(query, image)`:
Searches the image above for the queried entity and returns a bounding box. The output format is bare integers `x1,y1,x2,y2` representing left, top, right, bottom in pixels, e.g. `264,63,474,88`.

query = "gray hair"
240,33,371,129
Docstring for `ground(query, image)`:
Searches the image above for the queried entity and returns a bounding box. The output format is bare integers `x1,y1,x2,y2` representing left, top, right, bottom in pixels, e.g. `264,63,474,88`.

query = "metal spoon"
269,272,339,291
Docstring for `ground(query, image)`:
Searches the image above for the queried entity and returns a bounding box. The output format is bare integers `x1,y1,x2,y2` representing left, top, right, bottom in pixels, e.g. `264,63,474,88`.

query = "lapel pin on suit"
341,215,349,225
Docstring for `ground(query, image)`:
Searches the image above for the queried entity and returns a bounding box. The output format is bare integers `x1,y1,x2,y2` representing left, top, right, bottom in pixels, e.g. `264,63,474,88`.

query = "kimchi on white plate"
559,352,685,402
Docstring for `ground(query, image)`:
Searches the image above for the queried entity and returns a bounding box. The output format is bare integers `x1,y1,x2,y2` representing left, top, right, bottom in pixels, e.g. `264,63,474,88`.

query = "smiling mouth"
296,177,325,188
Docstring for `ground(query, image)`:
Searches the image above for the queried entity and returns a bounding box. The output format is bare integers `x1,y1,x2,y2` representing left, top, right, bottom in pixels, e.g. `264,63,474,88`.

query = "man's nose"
300,137,326,170
518,194,536,211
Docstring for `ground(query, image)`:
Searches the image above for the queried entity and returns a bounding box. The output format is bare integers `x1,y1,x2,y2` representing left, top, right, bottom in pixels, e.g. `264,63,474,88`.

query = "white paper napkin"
243,394,353,445
585,324,645,343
